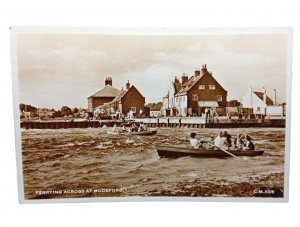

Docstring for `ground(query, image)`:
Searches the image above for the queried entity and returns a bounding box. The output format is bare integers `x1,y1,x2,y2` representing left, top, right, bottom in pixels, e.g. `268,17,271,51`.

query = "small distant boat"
106,128,157,136
156,145,264,158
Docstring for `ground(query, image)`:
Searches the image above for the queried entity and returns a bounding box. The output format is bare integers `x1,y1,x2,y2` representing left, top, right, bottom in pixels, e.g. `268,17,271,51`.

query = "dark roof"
146,102,163,111
173,82,182,94
175,71,227,96
176,75,201,96
88,85,121,98
110,90,127,103
253,92,274,105
98,86,143,108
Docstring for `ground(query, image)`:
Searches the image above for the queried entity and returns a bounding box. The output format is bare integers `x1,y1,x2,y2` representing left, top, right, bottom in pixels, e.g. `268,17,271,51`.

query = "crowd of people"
189,131,255,150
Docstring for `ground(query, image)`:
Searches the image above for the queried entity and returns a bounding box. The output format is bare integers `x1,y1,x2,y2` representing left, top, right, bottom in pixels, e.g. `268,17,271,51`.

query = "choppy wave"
21,127,286,199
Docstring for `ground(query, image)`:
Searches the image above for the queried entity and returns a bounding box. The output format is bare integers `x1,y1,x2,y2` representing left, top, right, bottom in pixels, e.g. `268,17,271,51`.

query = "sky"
15,31,289,109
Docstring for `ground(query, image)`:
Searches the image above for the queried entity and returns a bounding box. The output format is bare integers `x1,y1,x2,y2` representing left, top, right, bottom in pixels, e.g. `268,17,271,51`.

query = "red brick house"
163,64,227,116
95,80,145,118
87,77,120,112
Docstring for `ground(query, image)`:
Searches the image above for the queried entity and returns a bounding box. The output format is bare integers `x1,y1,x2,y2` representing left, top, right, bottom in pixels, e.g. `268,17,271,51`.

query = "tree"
73,107,79,113
60,106,72,116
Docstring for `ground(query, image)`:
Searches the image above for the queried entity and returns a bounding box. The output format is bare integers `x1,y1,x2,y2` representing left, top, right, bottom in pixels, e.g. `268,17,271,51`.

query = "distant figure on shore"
121,114,125,122
243,135,255,150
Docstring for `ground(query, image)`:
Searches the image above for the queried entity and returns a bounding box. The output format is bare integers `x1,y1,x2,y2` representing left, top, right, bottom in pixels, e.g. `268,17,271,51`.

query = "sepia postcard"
11,27,292,203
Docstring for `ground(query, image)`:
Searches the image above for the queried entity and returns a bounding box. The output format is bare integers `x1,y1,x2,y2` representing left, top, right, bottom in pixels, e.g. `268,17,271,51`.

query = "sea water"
20,127,285,199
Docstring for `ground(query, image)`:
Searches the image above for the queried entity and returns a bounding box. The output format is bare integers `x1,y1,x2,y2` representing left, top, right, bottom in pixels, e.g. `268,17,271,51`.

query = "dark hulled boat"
107,128,157,136
156,145,264,158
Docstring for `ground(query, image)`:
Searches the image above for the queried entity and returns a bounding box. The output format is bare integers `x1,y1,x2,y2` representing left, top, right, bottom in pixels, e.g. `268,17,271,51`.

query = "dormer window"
198,85,205,90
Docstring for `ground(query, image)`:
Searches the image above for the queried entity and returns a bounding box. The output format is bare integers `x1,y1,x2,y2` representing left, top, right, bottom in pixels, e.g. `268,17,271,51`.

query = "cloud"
16,33,288,108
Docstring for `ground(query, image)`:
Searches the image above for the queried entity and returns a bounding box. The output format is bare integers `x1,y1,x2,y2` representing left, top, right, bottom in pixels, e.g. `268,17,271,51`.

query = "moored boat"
156,145,264,158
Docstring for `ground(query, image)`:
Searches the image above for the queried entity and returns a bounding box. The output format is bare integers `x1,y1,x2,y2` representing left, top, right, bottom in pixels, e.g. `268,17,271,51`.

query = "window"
192,94,198,101
183,96,185,102
217,95,222,101
209,85,216,90
131,107,136,113
257,107,261,112
198,85,205,90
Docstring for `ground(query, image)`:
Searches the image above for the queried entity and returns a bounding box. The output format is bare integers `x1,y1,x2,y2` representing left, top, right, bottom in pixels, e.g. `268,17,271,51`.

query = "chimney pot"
126,80,130,90
200,64,207,76
105,77,112,86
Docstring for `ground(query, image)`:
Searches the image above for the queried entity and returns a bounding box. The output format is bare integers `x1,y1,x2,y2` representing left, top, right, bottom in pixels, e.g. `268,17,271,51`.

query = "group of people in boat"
189,131,255,150
112,123,148,133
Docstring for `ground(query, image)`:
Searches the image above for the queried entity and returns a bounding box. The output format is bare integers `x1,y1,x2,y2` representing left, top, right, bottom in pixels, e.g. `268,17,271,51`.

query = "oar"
209,143,247,160
219,147,248,160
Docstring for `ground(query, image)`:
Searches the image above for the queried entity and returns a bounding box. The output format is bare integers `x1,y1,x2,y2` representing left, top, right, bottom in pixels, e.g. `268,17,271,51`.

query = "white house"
242,87,274,115
162,75,185,116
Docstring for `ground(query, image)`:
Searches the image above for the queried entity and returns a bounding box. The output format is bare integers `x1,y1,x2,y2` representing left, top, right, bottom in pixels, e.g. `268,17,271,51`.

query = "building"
37,108,56,118
162,64,227,116
146,102,163,117
242,87,285,117
94,80,145,118
242,87,274,115
87,77,121,112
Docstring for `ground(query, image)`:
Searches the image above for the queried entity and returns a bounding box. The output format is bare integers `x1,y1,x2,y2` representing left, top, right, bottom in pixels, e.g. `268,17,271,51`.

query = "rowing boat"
106,128,157,136
156,145,264,158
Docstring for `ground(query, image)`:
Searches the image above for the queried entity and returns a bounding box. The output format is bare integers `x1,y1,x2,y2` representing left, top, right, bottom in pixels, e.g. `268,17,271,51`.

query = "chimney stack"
105,77,112,86
126,80,130,90
174,76,179,83
194,68,200,77
181,73,188,84
200,64,208,76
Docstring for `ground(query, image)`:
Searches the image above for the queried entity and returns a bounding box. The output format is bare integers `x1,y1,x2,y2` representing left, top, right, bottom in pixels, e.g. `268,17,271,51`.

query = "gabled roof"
88,85,121,98
110,90,127,103
173,82,182,94
175,72,227,96
253,92,274,105
176,75,201,96
98,86,144,108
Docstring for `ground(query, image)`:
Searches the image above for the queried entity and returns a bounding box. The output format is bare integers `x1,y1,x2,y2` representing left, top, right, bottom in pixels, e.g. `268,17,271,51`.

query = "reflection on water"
21,127,286,199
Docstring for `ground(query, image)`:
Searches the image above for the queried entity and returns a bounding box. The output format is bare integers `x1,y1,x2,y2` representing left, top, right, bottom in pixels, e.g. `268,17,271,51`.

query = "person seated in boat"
189,133,204,149
131,123,139,132
243,135,255,150
205,136,215,149
121,125,128,132
138,123,148,132
214,131,225,148
223,132,233,150
234,134,244,150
